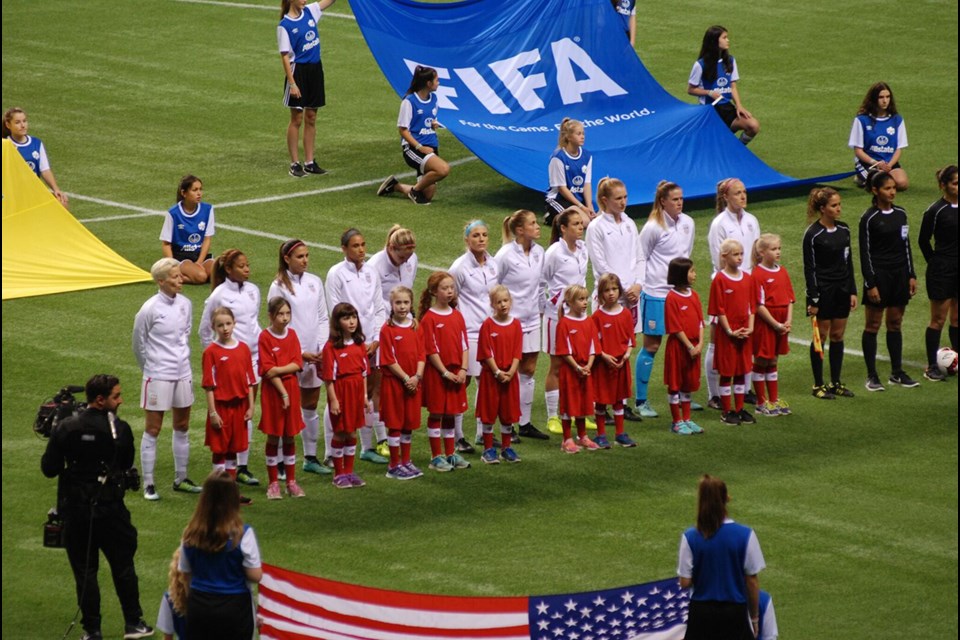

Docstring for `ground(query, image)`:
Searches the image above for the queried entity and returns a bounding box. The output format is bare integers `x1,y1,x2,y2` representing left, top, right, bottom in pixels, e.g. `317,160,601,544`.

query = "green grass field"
3,0,957,638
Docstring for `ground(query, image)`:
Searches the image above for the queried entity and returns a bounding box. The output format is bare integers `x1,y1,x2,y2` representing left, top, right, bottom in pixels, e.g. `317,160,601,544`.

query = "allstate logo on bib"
876,135,889,146
717,77,729,88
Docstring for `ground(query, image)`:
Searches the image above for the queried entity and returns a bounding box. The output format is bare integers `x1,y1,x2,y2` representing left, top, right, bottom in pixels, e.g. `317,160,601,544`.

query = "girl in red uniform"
591,274,637,449
664,258,705,435
259,297,306,499
476,285,523,465
378,286,426,480
322,303,371,489
556,285,599,453
202,308,257,481
751,234,795,417
708,239,755,426
418,272,470,472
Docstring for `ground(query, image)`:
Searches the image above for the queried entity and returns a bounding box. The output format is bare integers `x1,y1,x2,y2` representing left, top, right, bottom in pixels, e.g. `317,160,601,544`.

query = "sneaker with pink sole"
576,435,600,450
561,438,581,454
286,481,306,498
266,481,283,500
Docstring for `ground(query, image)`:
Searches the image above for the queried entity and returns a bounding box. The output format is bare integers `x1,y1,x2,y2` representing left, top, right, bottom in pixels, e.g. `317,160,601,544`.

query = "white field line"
172,0,356,19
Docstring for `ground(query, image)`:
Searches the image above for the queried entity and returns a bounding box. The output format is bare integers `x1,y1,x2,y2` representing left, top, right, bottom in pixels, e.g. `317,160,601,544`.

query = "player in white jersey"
368,225,419,306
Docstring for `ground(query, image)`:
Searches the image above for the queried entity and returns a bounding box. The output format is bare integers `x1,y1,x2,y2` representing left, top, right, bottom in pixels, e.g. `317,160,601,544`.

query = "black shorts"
684,600,753,640
855,159,902,181
187,590,254,640
284,61,326,109
714,102,738,129
863,269,912,308
926,262,958,301
814,282,854,320
402,143,439,177
172,249,211,263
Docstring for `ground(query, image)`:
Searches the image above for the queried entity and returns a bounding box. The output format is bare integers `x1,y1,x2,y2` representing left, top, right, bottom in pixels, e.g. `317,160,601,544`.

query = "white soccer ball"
936,347,958,376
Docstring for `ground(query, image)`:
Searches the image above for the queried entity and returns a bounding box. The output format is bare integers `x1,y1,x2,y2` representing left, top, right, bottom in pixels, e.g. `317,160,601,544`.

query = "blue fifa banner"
354,0,849,204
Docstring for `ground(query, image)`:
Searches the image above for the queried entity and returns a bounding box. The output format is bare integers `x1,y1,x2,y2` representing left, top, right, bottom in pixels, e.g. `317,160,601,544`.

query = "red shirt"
708,270,754,330
420,308,468,367
665,289,704,343
202,341,256,401
477,317,523,370
321,340,370,381
592,306,635,358
379,321,425,377
556,314,598,364
753,263,795,309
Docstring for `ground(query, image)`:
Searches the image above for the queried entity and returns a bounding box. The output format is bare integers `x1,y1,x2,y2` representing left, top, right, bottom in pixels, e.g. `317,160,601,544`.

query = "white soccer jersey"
541,239,588,320
585,211,642,295
495,240,545,332
132,291,193,380
368,249,419,305
326,259,386,345
449,250,500,339
268,270,330,354
708,208,761,274
638,212,696,298
199,279,262,351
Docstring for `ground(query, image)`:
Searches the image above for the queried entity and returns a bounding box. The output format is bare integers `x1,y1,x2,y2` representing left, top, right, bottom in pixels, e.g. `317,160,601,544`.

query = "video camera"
34,385,85,438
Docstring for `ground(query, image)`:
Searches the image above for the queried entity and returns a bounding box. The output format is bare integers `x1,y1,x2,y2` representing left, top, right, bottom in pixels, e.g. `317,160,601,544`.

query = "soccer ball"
936,347,958,376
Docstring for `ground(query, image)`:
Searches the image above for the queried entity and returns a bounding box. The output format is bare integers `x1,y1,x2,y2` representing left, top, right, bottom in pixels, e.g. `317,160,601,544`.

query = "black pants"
64,502,142,633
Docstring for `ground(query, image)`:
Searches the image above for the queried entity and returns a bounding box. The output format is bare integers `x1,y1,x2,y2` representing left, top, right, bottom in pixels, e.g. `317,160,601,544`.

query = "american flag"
259,564,688,640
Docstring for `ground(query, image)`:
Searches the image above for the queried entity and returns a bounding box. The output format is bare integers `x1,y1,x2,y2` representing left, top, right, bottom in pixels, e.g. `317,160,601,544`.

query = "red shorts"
592,358,632,405
714,331,752,377
560,365,595,418
329,375,367,434
379,374,422,431
258,377,305,437
475,369,520,425
205,398,249,454
753,306,790,360
421,366,467,416
663,337,701,392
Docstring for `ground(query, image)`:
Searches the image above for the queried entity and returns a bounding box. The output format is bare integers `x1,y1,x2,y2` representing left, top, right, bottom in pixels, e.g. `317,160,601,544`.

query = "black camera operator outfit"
41,405,146,637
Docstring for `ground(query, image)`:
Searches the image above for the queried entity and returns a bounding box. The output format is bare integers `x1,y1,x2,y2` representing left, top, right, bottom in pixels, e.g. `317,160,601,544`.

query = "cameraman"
41,374,154,640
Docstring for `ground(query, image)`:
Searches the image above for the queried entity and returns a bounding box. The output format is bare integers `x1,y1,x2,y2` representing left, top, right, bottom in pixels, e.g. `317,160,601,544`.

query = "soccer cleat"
239,494,253,506
774,398,791,416
289,162,307,178
685,420,704,434
236,468,260,486
737,409,757,424
402,462,424,479
755,401,779,417
621,405,643,422
576,435,600,450
303,161,328,175
377,175,399,196
359,449,388,464
408,188,430,205
542,210,554,227
924,366,946,382
707,396,723,410
615,433,638,448
744,390,758,405
333,475,353,489
561,438,580,454
584,417,598,431
429,455,454,472
286,481,306,498
546,416,563,434
375,440,391,458
636,400,658,418
690,401,705,411
512,431,522,444
720,411,741,425
304,458,332,475
123,620,154,639
173,478,202,494
518,422,549,440
593,434,612,449
385,465,409,480
671,421,695,435
500,447,521,463
811,384,835,400
277,463,287,482
143,484,160,501
828,382,855,398
348,473,366,488
448,453,471,469
889,371,920,388
80,632,103,640
481,448,500,464
266,481,283,500
864,375,886,392
456,437,476,454
322,457,335,469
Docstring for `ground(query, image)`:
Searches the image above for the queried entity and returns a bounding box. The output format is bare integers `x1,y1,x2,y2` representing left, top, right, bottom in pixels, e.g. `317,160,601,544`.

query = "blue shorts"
640,292,666,336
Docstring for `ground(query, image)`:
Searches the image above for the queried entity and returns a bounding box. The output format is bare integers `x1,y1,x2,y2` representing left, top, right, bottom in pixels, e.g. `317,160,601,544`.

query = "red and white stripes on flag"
258,564,530,640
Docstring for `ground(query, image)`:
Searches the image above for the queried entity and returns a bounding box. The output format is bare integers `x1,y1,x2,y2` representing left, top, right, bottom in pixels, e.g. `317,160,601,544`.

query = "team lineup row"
133,164,958,501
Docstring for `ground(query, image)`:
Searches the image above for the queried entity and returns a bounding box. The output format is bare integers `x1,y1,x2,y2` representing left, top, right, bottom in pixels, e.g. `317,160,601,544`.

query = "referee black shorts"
284,61,326,110
814,282,854,320
926,262,958,301
863,269,912,308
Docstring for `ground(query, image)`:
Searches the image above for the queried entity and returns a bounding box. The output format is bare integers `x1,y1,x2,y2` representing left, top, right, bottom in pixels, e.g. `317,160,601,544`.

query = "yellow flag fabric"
2,139,150,300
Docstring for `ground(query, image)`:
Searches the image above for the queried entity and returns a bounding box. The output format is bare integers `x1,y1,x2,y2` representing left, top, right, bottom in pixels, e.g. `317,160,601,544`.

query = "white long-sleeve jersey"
637,212,696,298
585,212,642,294
199,279,262,351
268,270,330,354
326,259,386,345
368,249,419,305
449,250,499,339
132,290,193,380
707,208,761,274
540,239,588,320
495,240,545,332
